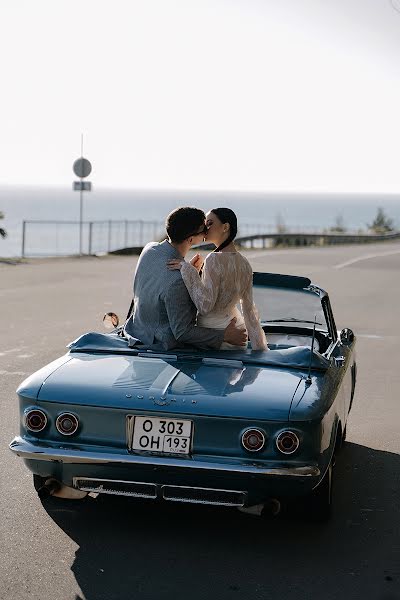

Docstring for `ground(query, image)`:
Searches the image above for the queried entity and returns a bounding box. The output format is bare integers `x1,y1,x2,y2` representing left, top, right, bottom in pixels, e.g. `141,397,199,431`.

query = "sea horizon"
1,185,399,257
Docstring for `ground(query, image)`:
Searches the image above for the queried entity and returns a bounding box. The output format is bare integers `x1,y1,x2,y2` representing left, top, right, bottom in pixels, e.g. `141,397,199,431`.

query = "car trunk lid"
37,353,305,421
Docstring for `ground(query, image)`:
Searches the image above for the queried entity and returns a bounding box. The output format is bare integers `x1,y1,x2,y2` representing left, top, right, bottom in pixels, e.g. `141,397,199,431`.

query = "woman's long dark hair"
211,207,238,252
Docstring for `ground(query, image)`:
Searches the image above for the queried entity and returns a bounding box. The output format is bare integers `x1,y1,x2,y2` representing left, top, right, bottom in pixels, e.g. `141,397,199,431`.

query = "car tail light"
56,413,79,436
24,409,48,432
241,428,265,452
276,431,300,455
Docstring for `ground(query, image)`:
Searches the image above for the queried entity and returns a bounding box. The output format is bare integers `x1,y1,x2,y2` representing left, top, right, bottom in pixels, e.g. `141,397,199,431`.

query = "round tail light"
241,428,266,452
56,413,79,436
276,431,300,455
24,409,47,432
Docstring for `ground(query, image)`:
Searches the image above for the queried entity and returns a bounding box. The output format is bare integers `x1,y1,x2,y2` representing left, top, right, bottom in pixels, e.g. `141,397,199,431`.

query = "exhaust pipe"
37,478,87,500
238,498,281,517
263,498,281,517
36,478,61,499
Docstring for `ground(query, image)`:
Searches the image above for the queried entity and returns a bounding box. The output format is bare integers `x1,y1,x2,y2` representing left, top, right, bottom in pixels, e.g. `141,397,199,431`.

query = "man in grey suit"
124,206,247,350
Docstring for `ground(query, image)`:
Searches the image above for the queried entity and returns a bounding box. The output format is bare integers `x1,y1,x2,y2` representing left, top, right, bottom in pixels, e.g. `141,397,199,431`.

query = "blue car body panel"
9,273,356,509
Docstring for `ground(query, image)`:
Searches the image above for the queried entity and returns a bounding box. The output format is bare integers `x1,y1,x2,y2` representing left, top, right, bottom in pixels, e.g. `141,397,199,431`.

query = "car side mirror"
103,312,120,329
340,328,354,345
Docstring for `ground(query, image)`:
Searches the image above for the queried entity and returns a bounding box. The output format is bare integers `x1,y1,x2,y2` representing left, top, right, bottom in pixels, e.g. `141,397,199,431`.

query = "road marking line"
0,348,25,356
334,249,400,269
357,334,384,339
0,370,27,376
246,249,304,259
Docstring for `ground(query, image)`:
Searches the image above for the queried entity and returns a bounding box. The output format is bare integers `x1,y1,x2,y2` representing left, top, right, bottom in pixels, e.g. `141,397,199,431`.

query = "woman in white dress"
168,207,268,351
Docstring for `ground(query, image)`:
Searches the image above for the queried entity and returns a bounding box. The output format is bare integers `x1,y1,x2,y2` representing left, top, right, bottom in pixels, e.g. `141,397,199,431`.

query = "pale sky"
1,0,400,193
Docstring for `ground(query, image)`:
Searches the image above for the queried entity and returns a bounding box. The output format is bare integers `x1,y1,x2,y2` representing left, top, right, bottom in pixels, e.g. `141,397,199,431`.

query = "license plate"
131,416,192,454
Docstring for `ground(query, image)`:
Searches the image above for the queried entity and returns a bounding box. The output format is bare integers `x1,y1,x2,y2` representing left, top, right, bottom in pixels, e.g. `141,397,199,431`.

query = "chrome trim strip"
73,477,157,498
9,436,320,477
202,358,243,368
325,338,341,360
161,484,246,507
138,353,177,361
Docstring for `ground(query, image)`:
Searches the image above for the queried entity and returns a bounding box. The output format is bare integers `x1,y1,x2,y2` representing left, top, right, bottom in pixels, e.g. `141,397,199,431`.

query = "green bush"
329,214,347,233
367,207,395,233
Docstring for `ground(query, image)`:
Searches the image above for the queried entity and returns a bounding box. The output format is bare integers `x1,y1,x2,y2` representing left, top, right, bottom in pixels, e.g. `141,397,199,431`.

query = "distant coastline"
0,185,399,257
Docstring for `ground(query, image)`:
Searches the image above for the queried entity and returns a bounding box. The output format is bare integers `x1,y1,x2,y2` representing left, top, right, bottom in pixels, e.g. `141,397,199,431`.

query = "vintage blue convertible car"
9,273,356,521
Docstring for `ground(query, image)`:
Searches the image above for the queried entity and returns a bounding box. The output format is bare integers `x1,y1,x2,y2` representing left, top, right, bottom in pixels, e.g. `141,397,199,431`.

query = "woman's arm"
168,254,220,315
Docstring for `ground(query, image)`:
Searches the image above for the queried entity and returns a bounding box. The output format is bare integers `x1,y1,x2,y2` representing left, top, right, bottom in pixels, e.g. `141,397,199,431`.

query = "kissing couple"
124,206,268,352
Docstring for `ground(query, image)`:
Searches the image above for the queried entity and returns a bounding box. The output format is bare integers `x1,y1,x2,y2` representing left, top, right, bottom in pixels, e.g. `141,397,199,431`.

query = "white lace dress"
180,251,268,350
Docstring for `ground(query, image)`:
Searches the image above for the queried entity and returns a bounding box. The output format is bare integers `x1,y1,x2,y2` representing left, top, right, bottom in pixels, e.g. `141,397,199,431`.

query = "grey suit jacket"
124,240,225,350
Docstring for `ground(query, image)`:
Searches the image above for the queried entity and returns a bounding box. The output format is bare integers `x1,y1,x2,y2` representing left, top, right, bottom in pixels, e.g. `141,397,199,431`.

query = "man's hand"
189,253,204,272
223,317,248,346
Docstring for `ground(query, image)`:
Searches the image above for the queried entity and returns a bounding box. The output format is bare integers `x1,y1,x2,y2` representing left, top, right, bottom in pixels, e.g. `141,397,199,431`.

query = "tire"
306,463,333,522
335,424,346,454
342,426,347,444
349,363,357,413
33,474,45,491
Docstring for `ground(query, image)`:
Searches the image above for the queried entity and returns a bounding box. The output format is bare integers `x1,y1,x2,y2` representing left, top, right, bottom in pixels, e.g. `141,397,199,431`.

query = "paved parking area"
1,242,399,600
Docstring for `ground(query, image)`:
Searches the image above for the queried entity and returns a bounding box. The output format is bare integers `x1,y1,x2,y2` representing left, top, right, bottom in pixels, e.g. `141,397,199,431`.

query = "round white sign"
73,157,92,178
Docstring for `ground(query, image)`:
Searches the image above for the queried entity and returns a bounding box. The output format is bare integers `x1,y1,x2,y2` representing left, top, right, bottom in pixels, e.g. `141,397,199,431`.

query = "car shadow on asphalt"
43,442,399,600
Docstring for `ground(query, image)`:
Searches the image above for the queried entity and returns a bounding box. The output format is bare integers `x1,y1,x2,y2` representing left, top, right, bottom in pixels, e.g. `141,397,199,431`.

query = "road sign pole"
21,220,26,258
88,221,93,255
79,134,84,256
73,143,92,257
79,181,83,255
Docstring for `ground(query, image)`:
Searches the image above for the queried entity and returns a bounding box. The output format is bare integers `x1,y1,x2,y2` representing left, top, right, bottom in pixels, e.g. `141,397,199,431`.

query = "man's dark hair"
166,206,206,243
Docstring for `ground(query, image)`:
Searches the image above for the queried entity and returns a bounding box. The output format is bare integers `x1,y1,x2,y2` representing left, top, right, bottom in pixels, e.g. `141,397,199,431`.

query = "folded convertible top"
68,332,330,371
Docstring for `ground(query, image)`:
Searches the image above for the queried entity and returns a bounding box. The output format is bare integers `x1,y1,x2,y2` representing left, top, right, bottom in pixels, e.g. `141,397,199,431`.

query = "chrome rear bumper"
73,477,247,506
9,436,320,478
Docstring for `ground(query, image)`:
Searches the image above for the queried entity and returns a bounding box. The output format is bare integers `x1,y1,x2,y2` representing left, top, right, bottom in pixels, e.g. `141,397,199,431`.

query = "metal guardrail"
21,220,165,257
21,220,284,257
236,230,400,248
20,219,400,257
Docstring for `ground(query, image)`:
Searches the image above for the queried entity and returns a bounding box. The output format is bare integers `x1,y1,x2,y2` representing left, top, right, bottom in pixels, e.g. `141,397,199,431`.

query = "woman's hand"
167,259,184,270
189,253,204,272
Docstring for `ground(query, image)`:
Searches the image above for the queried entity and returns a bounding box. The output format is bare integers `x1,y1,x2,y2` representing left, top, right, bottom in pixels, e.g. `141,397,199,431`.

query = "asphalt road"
1,242,399,600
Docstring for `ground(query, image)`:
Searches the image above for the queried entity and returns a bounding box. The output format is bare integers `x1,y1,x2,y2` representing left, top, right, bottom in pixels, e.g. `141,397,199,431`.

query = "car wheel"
33,474,44,491
335,425,346,454
306,463,333,522
341,426,347,444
